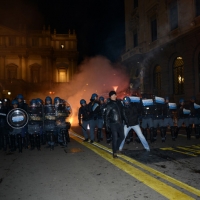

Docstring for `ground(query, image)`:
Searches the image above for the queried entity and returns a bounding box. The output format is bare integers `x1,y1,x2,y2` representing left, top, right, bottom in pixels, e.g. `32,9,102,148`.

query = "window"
173,57,184,95
6,64,17,79
169,0,178,30
153,65,161,95
133,30,138,47
58,69,67,82
9,37,16,46
133,0,138,9
30,65,40,83
195,0,200,16
151,15,157,41
32,38,39,46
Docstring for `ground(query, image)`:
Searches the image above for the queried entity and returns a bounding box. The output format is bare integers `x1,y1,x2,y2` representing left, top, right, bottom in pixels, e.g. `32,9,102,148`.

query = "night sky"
0,0,125,63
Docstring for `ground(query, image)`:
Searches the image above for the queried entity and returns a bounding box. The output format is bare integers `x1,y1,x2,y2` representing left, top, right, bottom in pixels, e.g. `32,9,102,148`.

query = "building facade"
0,25,78,100
122,0,200,102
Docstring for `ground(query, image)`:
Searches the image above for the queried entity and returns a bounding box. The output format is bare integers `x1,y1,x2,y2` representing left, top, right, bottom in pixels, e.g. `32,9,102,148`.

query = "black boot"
17,134,22,153
97,128,101,142
3,134,7,151
142,128,148,140
175,127,180,138
105,129,111,144
186,127,191,140
10,135,16,152
61,129,67,147
49,131,54,151
195,125,200,139
160,127,166,142
149,128,155,143
171,126,176,141
30,134,35,150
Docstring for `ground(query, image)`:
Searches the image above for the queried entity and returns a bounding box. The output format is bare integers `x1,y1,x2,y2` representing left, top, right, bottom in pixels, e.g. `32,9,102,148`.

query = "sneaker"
90,140,94,144
113,153,118,158
83,138,88,142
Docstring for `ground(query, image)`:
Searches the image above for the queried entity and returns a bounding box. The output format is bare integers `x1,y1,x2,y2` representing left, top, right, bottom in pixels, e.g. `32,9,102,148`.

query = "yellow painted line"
160,147,197,157
176,146,200,154
70,130,200,197
69,131,196,200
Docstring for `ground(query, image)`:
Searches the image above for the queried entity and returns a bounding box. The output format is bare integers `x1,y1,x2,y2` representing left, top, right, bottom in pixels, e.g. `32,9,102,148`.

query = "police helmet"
30,99,37,106
45,96,52,104
54,97,60,104
17,94,24,100
36,98,42,105
179,98,184,103
123,96,131,104
99,96,104,102
91,93,98,100
12,99,18,105
80,99,86,105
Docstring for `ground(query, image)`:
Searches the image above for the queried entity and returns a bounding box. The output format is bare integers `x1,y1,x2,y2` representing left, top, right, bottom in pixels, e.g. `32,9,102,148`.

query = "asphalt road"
0,126,200,200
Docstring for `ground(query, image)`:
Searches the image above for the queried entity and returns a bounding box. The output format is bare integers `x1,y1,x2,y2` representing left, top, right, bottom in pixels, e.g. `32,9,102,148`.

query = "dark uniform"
54,97,71,146
78,99,90,142
27,99,43,150
188,97,200,139
0,99,9,151
140,95,154,142
44,96,56,150
175,99,191,139
88,93,101,143
163,97,177,140
152,96,165,142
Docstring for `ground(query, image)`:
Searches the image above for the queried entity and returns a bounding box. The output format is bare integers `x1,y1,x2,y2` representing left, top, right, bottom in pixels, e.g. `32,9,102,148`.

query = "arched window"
173,57,184,95
153,65,161,95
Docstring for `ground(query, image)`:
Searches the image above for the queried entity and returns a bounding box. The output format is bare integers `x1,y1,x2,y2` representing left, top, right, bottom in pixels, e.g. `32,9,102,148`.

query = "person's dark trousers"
110,123,124,154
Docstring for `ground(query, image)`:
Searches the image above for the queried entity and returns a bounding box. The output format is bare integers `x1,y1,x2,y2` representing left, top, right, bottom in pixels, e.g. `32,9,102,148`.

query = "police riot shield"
44,105,56,121
28,106,43,122
7,108,29,129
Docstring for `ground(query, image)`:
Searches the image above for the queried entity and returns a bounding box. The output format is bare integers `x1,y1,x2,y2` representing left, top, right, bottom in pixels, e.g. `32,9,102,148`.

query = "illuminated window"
58,70,67,82
173,57,184,95
153,65,161,96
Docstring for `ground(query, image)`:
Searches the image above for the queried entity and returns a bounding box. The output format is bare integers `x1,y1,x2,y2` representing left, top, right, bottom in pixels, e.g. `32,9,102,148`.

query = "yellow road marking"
160,147,197,157
176,146,200,154
70,131,198,200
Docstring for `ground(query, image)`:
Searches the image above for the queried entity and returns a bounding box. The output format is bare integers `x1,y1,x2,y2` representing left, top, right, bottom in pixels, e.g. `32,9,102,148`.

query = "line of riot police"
78,93,200,148
0,94,71,153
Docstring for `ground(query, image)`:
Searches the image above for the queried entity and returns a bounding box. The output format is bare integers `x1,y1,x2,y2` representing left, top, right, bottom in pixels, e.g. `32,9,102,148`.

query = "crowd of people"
0,94,71,153
78,91,200,158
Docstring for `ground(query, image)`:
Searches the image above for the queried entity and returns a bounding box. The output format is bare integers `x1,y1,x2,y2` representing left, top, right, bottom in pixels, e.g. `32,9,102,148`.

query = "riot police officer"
140,94,154,142
0,99,9,151
175,98,191,139
9,99,23,152
152,95,165,142
188,96,200,139
78,99,90,142
88,93,100,143
54,97,70,146
44,96,56,150
16,94,28,148
163,97,177,141
27,99,43,150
